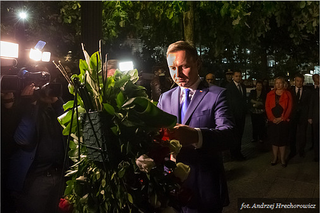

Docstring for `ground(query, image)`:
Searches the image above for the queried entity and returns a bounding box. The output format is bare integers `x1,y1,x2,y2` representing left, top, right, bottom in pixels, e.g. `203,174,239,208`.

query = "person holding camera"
6,82,67,213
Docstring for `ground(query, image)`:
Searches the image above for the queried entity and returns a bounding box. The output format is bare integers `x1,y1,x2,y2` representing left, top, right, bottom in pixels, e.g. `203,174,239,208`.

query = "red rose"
59,198,73,213
160,128,170,141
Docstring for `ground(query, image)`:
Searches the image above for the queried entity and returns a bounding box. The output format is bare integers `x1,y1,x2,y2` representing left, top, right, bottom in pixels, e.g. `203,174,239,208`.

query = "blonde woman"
265,77,292,167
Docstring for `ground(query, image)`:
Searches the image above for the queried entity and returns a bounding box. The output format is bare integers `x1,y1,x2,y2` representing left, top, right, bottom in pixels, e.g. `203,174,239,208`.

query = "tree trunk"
260,39,268,78
81,1,102,55
183,1,195,46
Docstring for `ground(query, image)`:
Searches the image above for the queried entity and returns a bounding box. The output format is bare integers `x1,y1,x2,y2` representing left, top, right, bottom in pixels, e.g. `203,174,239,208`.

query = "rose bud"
173,162,190,182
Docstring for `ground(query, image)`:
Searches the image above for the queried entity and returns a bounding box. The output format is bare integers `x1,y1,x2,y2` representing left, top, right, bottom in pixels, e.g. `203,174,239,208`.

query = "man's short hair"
233,70,242,75
294,73,304,81
256,80,263,86
166,41,199,62
107,59,118,70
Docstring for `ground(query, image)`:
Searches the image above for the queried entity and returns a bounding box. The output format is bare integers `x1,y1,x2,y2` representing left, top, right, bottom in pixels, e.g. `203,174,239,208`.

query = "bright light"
29,48,42,61
305,74,312,76
119,61,134,71
0,41,19,58
18,11,28,20
42,52,51,62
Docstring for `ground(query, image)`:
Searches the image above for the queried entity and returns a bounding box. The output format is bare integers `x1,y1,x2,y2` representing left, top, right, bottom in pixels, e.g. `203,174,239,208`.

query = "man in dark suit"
219,69,233,88
157,41,235,213
226,71,247,160
308,74,319,161
288,73,311,159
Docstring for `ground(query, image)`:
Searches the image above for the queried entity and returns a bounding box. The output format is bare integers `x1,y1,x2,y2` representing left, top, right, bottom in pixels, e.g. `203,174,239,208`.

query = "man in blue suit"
157,41,235,213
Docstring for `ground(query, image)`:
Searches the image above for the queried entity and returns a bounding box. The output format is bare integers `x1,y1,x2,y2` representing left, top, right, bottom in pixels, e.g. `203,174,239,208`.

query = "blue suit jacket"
157,82,235,211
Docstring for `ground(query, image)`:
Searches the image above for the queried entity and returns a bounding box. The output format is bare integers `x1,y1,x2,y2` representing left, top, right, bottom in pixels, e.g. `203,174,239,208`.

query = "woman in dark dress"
249,80,267,143
265,77,292,167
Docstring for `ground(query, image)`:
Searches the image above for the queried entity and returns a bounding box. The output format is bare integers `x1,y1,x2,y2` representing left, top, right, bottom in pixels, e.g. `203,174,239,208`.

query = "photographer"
1,91,21,212
6,82,67,213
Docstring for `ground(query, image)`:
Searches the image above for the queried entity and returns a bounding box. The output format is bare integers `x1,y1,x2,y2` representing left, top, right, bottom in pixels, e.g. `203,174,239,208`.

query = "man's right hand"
21,83,37,105
168,124,198,147
21,83,36,96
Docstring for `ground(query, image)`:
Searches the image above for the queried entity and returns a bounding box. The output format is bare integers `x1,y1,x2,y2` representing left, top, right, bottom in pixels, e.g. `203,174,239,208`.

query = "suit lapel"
232,81,241,95
172,87,181,122
183,86,208,125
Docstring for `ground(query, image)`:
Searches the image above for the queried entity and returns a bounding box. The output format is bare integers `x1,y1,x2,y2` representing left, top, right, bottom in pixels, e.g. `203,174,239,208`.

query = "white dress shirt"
179,77,203,149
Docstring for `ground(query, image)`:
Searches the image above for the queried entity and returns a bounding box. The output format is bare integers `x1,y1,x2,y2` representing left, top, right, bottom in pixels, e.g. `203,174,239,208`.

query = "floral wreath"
55,45,191,213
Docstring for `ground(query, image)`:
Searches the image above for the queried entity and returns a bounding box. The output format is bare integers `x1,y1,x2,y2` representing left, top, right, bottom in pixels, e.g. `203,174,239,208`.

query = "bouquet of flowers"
55,45,191,213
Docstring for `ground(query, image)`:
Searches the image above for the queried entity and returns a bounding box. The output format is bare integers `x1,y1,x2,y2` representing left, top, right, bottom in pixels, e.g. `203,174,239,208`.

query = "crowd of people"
1,40,319,213
150,67,319,165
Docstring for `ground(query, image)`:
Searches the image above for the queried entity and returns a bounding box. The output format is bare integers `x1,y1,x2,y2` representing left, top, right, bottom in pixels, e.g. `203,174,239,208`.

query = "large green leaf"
89,51,101,81
79,59,89,76
63,100,74,111
116,91,125,109
103,103,115,115
122,97,176,128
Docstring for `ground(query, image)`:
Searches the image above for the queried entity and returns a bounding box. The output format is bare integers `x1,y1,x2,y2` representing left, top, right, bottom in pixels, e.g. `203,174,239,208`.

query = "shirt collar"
233,80,240,86
180,77,201,92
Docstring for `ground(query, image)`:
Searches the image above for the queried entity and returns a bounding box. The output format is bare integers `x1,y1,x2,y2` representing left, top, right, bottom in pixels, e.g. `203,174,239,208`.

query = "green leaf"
127,193,133,204
127,69,139,83
89,51,101,80
79,59,89,76
58,110,70,126
69,140,77,149
120,144,124,153
64,179,75,195
103,103,115,115
119,20,125,27
96,171,101,179
68,146,79,158
122,97,177,128
63,100,74,111
111,171,116,180
135,11,140,19
232,16,241,25
116,92,125,109
101,179,106,187
111,126,119,135
118,167,126,178
220,2,229,17
62,123,71,135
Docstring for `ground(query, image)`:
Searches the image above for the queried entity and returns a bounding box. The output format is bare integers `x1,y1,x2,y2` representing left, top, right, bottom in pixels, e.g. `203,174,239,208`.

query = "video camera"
1,68,62,97
1,40,62,98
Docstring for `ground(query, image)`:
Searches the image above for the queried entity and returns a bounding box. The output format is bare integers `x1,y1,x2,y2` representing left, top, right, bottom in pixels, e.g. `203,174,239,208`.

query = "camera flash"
119,61,134,72
42,52,51,62
29,48,42,61
0,41,19,58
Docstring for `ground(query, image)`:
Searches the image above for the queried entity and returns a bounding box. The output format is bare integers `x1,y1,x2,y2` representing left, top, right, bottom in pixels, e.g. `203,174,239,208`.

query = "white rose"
135,154,155,173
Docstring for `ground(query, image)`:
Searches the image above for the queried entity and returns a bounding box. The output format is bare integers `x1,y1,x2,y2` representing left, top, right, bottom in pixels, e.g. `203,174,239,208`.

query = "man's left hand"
168,123,198,147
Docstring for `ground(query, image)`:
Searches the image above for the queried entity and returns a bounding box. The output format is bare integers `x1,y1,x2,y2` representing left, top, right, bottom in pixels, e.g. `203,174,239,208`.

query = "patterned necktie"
181,88,190,123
